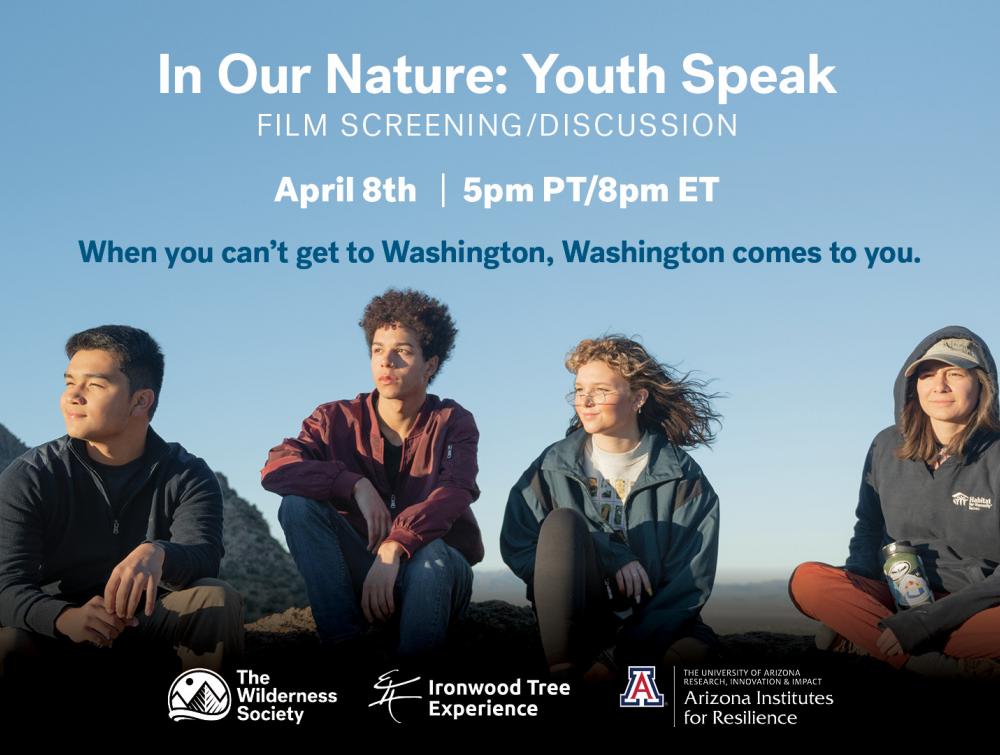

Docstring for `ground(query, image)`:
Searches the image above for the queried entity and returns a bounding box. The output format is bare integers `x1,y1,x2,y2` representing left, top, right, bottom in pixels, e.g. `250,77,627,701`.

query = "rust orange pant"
789,562,1000,668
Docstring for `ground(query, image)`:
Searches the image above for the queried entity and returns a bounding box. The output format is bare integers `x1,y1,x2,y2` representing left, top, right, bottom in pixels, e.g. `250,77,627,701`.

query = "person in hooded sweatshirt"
789,326,1000,674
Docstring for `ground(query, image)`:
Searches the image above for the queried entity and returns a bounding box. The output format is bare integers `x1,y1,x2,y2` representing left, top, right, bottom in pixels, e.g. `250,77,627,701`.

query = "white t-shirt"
583,432,651,533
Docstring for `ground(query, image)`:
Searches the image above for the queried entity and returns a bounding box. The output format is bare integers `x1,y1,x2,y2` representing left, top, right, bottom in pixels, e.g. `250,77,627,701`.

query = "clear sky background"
2,2,997,580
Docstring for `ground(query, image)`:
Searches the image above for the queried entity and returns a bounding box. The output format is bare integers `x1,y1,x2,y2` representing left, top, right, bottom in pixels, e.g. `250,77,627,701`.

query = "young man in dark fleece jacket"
0,325,244,677
262,289,483,659
790,325,1000,674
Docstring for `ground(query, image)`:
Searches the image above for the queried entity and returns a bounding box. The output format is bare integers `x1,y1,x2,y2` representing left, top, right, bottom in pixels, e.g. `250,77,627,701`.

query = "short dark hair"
65,325,165,419
359,289,457,384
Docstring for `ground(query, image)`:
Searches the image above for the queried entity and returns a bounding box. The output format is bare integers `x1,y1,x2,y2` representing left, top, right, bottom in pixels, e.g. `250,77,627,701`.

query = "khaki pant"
0,578,245,678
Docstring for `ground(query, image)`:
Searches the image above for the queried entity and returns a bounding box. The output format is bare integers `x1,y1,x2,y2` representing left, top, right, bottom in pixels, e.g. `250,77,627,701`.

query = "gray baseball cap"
904,337,983,377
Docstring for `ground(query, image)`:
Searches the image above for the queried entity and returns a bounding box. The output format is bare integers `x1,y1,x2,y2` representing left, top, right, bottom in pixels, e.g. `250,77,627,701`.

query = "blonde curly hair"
565,335,721,447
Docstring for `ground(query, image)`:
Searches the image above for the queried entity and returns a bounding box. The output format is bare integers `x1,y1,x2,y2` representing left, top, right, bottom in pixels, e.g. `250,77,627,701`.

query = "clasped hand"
54,542,165,647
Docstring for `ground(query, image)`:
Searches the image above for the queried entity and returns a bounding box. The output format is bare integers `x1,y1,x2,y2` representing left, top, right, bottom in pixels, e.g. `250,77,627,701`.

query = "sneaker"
814,624,868,656
581,647,619,685
905,652,960,678
959,657,1000,680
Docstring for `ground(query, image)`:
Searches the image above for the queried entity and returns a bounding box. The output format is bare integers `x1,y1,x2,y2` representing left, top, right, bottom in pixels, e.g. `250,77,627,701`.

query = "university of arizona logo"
168,668,232,722
619,666,664,708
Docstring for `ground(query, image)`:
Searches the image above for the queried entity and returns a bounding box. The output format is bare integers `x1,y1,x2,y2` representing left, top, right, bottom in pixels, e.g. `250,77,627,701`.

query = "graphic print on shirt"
589,475,628,532
584,433,651,534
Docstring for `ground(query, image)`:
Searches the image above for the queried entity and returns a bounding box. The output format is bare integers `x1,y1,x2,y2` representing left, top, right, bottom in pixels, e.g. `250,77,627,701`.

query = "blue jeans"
278,495,473,657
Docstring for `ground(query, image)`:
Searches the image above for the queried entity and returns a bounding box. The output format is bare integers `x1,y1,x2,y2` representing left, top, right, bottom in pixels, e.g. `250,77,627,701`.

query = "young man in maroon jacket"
261,289,484,659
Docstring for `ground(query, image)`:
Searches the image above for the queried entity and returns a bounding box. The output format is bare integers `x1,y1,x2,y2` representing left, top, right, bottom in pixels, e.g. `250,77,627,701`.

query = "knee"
411,539,450,569
537,508,589,562
788,561,839,611
278,495,325,531
406,540,471,589
409,540,470,583
539,507,587,540
184,579,246,624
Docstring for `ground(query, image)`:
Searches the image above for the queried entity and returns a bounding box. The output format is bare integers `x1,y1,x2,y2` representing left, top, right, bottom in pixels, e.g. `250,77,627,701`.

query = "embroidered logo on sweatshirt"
952,492,993,511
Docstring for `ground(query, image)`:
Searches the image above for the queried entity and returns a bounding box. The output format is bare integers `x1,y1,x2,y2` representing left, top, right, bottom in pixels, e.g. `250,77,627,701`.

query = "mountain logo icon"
167,668,232,722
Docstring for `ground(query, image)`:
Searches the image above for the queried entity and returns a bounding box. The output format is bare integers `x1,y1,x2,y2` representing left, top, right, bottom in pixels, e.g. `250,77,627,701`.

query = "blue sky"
2,2,997,580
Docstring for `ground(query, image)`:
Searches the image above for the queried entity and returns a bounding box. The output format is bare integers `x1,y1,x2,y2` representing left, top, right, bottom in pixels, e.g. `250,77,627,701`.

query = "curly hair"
359,289,457,384
564,335,722,447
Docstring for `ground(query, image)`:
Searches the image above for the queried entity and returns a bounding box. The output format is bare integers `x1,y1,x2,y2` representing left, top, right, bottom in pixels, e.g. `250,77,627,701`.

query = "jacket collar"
364,389,436,442
540,427,684,486
65,425,171,470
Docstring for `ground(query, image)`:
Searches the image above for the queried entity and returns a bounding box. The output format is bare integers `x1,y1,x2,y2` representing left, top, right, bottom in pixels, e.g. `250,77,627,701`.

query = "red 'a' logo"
619,666,664,708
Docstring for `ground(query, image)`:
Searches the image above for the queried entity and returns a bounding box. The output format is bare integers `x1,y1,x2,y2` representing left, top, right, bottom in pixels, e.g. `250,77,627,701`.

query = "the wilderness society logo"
168,669,232,722
952,492,993,511
167,668,337,724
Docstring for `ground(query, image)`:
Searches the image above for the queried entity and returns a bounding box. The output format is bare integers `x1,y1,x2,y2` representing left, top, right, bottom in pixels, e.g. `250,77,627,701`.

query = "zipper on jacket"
617,489,644,546
69,443,117,534
615,483,664,545
68,439,162,542
564,473,622,538
618,502,630,546
389,436,406,514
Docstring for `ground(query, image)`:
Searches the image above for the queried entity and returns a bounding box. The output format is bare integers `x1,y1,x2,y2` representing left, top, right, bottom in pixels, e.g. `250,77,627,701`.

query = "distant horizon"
473,566,797,584
1,415,819,636
2,413,812,586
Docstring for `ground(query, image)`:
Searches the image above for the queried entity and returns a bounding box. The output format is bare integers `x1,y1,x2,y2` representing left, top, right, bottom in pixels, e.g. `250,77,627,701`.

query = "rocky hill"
0,423,27,471
216,472,307,621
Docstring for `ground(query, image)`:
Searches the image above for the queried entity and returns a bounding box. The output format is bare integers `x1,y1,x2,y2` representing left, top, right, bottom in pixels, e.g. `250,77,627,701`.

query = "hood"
893,325,999,428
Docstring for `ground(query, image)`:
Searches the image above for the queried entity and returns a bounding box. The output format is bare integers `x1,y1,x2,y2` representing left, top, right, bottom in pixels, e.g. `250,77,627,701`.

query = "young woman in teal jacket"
501,336,722,680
